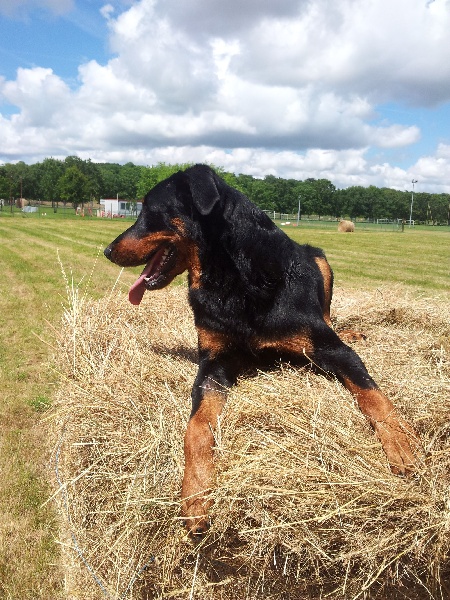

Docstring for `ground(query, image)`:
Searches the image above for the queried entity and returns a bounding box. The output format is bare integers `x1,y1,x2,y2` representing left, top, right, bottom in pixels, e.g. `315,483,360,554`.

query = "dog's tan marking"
197,327,233,358
171,217,186,234
314,256,333,327
170,218,202,288
113,232,175,266
181,391,225,536
256,332,314,355
343,378,417,474
314,257,366,342
112,220,202,287
179,240,202,288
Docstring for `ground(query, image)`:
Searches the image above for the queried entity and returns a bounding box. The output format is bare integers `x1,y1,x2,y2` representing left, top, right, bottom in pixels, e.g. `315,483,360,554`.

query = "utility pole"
409,179,417,227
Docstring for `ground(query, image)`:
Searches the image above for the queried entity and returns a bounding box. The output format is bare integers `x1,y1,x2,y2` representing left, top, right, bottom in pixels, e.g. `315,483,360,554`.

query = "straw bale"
338,220,355,232
48,284,450,599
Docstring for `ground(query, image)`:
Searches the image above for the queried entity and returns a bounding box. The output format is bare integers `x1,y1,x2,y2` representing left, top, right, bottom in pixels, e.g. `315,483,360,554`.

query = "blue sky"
1,0,450,192
368,102,450,168
0,2,109,85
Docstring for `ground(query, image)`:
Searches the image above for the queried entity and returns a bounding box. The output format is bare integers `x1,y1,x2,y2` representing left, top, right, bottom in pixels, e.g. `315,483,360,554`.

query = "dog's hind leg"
307,327,419,475
340,377,418,474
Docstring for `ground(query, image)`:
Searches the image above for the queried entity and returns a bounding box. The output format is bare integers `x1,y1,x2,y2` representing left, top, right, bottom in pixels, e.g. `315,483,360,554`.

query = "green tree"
119,163,142,199
295,181,316,217
1,161,38,201
97,163,142,199
381,188,409,220
265,176,302,214
248,177,275,211
64,156,102,203
37,158,65,209
58,166,90,208
0,165,10,199
305,179,336,218
421,193,450,224
0,165,9,205
234,173,255,198
340,185,387,220
0,163,24,205
97,163,122,198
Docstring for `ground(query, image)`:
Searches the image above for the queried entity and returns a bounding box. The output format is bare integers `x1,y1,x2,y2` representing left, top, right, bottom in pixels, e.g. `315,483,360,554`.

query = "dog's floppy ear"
186,164,221,216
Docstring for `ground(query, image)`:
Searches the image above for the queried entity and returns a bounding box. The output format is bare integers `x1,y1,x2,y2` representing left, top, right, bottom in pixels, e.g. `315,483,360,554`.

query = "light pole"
296,195,301,226
9,174,13,212
409,179,418,227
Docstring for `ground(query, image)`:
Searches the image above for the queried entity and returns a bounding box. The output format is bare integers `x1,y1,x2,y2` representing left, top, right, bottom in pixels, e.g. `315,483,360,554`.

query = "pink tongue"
128,249,164,305
128,271,149,306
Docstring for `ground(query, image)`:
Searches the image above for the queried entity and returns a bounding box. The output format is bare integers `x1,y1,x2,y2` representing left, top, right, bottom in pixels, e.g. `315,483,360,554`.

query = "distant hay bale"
338,219,355,232
16,197,27,208
48,284,450,599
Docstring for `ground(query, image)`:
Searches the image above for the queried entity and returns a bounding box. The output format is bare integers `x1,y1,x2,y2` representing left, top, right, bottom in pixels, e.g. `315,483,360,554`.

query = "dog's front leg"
182,384,226,537
181,342,237,537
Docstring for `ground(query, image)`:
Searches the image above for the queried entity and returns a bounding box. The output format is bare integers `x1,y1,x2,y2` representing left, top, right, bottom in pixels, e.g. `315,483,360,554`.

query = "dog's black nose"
104,246,112,260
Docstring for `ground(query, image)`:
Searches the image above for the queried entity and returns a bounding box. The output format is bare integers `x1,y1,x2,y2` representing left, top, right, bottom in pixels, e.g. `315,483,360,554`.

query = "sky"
1,0,450,192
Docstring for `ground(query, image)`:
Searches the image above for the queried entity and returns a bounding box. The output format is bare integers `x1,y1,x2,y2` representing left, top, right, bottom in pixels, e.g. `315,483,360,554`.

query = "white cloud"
100,3,115,20
369,125,421,149
227,0,450,106
413,144,450,183
1,0,450,191
2,67,71,126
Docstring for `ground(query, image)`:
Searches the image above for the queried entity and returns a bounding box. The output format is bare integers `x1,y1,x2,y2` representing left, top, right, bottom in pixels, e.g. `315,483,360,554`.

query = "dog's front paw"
181,496,211,539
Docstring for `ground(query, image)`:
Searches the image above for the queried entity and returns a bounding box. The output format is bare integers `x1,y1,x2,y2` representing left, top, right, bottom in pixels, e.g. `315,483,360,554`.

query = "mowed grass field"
0,213,449,598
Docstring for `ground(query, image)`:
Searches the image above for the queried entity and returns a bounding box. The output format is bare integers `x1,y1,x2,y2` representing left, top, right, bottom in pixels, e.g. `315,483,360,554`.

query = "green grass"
284,222,450,292
0,218,130,599
0,216,448,597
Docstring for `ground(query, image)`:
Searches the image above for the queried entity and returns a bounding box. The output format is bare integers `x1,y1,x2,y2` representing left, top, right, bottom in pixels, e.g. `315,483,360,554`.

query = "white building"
99,199,142,218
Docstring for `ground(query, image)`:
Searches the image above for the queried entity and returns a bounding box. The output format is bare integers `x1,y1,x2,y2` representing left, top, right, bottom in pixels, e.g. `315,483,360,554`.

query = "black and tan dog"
104,164,417,536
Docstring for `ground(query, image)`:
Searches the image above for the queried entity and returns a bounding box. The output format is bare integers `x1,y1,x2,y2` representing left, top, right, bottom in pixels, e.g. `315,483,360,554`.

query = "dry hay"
47,282,450,600
338,220,355,232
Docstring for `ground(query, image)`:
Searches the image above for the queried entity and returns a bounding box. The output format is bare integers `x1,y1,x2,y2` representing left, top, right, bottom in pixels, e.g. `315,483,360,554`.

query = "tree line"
1,157,449,224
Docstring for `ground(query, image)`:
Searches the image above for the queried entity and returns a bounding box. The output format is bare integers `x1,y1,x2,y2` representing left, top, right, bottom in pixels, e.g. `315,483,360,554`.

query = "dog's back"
183,172,330,340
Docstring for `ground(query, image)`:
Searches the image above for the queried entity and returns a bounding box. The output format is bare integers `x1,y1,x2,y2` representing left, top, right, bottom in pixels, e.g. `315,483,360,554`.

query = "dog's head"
104,164,222,304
